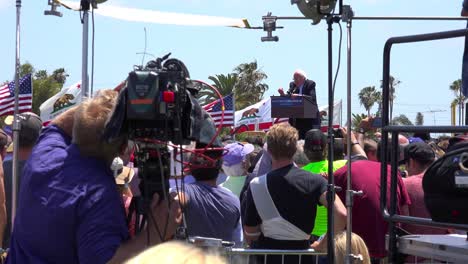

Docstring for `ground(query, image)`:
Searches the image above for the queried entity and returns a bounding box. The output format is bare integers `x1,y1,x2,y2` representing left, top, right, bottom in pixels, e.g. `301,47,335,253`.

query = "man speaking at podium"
278,70,320,139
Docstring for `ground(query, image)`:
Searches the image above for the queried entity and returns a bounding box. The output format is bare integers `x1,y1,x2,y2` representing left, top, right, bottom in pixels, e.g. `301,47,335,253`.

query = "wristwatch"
352,141,360,146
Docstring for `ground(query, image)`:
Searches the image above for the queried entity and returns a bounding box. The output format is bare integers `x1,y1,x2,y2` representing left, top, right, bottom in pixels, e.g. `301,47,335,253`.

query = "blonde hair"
266,123,298,160
125,241,227,264
72,90,125,163
334,232,370,264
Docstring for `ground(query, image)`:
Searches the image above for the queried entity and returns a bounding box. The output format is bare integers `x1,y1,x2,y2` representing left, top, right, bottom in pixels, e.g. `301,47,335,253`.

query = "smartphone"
371,117,382,128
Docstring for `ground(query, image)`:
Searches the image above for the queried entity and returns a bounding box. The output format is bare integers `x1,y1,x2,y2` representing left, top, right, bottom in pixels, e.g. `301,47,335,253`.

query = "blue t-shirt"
183,182,242,246
7,125,129,264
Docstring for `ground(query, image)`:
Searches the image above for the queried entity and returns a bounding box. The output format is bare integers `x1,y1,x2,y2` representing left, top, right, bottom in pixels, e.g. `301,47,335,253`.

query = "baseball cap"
447,134,468,152
18,112,42,147
223,142,254,166
408,137,424,144
404,142,435,163
304,129,326,152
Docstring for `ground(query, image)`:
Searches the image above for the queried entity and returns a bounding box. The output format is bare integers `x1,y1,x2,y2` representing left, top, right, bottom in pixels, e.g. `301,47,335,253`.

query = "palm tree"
374,90,382,117
392,114,413,126
358,86,379,117
197,74,238,106
351,113,367,131
415,112,424,126
449,79,465,125
51,68,68,85
380,75,401,121
233,61,269,109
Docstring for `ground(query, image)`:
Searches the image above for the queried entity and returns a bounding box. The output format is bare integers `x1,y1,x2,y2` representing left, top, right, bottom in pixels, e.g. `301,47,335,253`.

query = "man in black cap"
3,112,42,248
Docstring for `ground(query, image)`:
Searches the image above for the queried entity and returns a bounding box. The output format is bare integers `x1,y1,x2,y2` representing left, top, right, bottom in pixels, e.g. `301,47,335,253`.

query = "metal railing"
380,28,468,263
223,248,326,264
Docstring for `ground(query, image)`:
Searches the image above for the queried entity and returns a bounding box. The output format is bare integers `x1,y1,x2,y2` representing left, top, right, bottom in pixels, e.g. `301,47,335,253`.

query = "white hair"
294,69,308,79
222,163,246,177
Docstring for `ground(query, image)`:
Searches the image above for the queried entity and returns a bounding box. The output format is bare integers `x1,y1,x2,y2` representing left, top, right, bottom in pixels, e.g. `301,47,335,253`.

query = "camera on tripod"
104,53,219,201
126,53,197,145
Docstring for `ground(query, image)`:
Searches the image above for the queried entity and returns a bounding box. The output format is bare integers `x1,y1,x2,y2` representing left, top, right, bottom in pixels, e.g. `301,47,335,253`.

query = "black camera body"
104,54,220,201
333,128,343,138
125,56,196,145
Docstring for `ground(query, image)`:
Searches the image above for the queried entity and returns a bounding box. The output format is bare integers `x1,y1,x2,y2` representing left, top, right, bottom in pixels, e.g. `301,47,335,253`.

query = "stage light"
91,0,108,9
291,0,337,25
44,0,62,17
261,13,279,42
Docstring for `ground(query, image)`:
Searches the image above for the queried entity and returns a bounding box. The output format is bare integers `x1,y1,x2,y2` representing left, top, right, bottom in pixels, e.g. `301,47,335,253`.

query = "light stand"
81,0,90,98
261,2,346,262
325,13,340,264
341,6,365,264
44,0,99,98
11,0,22,230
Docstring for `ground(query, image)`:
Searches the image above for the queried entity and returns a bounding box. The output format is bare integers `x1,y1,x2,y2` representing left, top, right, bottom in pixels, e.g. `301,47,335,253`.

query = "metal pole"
460,88,464,125
81,1,90,98
345,19,352,264
11,0,22,229
353,16,468,21
459,89,462,126
326,15,336,264
275,16,468,21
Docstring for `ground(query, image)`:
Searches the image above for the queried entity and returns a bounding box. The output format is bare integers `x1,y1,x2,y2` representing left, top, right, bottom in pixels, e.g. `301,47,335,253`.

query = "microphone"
287,82,295,95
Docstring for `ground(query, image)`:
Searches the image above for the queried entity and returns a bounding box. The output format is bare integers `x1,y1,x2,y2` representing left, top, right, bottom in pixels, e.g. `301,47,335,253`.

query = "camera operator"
6,90,181,264
173,141,242,247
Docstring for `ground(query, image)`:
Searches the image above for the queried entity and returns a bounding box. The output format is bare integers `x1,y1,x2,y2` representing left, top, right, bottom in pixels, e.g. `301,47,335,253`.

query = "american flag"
203,93,235,127
0,74,33,117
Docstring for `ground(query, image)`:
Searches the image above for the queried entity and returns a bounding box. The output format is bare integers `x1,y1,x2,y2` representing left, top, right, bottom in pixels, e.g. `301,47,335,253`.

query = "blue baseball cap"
223,142,255,166
408,137,424,144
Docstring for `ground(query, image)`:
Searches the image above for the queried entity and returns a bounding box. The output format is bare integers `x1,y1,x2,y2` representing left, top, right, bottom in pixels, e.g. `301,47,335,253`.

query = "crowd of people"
0,73,464,264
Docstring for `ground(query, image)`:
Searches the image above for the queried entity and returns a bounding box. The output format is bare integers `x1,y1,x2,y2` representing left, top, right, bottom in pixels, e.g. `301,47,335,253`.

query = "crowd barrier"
222,248,326,264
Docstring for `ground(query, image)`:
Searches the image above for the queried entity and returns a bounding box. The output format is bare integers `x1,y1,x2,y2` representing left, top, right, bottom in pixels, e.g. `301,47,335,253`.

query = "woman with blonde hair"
125,241,226,264
334,231,370,264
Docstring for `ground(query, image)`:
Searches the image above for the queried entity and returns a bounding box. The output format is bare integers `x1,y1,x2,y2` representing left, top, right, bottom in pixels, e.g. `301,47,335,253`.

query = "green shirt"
302,159,347,236
220,175,247,198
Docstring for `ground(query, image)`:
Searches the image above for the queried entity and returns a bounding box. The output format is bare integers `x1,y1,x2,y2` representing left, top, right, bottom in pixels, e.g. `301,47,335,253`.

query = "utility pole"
420,109,447,126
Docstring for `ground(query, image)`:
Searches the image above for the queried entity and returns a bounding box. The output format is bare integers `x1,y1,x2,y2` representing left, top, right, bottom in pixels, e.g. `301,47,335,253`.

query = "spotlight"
91,0,108,9
44,0,62,17
291,0,337,25
261,13,279,42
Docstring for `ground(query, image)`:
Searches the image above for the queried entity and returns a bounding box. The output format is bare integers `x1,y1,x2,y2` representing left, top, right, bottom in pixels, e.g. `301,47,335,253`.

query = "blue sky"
0,0,466,127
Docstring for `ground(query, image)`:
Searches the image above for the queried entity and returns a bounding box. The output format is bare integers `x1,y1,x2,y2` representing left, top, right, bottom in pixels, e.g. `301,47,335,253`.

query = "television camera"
103,53,221,203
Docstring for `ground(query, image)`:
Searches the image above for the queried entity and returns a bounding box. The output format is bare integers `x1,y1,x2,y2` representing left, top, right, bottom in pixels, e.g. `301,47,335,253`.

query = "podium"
270,95,318,118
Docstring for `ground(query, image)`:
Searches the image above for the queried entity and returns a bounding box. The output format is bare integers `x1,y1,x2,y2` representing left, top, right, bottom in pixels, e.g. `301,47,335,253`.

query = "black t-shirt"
244,164,327,248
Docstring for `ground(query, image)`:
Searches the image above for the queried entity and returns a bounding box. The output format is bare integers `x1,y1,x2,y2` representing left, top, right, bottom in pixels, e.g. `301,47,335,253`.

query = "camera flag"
0,74,33,117
203,93,235,127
